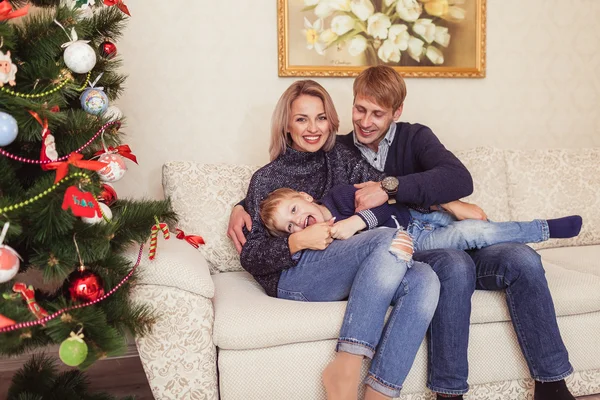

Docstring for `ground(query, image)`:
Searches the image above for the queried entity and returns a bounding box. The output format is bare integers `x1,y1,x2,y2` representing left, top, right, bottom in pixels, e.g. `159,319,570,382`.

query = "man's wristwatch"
381,176,399,204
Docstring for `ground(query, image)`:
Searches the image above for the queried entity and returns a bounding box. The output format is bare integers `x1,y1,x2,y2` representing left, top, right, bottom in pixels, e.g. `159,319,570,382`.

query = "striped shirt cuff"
358,210,378,229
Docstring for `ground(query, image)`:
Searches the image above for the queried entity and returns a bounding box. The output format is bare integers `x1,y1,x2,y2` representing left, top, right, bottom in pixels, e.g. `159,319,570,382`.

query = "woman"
240,80,440,400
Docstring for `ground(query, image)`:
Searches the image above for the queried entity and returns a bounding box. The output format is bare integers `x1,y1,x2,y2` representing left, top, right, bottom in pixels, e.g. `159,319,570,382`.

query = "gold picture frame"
278,0,486,78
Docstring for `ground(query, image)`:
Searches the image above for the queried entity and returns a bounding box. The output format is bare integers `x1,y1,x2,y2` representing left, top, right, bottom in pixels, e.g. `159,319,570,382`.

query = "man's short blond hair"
353,66,407,111
259,188,303,237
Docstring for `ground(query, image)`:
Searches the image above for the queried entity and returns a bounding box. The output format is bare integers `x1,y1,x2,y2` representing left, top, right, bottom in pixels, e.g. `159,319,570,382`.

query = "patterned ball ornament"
0,245,20,283
0,111,18,147
64,41,97,74
80,87,109,115
97,153,127,182
99,40,117,59
59,331,89,367
64,267,105,303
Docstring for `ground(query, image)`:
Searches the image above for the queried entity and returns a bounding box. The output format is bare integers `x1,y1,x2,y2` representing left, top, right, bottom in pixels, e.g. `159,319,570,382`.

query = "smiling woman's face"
288,95,331,153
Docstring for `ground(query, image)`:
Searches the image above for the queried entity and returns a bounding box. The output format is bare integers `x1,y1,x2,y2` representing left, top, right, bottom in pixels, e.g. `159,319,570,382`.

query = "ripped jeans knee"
389,230,414,263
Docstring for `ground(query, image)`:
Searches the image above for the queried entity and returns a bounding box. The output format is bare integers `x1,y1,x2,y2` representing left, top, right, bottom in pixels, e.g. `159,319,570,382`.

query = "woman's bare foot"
364,385,391,400
322,352,363,400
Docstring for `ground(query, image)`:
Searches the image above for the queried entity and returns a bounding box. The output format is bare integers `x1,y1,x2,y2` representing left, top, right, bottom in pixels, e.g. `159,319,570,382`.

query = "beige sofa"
133,147,600,400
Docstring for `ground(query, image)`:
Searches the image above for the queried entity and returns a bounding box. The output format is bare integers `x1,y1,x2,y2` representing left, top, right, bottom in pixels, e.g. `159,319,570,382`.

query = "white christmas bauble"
64,41,97,74
0,111,18,147
102,105,122,122
0,245,20,283
97,153,127,182
81,202,112,225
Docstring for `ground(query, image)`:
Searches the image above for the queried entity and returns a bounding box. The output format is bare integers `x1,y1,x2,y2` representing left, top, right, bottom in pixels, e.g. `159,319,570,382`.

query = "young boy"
260,185,583,256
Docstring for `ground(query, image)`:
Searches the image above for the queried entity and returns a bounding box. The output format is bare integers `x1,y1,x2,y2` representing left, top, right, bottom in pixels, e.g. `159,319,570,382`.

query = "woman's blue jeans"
278,227,440,398
408,210,550,252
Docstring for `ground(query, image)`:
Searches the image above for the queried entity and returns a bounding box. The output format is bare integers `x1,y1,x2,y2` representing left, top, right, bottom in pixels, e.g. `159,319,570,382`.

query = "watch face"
382,177,398,191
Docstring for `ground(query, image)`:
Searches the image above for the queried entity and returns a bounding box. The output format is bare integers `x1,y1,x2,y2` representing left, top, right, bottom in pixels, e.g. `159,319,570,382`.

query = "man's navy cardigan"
336,122,473,207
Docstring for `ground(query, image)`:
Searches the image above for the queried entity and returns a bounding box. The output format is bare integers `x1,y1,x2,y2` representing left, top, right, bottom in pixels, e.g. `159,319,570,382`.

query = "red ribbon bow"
46,153,108,183
176,229,205,249
28,110,49,136
94,145,138,164
0,2,29,20
103,0,131,16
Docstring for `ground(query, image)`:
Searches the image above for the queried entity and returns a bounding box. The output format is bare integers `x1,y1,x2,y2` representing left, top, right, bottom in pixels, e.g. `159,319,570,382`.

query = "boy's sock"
436,395,463,400
547,215,582,238
534,379,576,400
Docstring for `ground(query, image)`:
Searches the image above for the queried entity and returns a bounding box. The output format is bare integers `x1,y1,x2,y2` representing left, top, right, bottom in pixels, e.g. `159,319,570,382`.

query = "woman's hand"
288,220,335,254
330,216,366,240
354,181,388,212
227,205,253,254
441,200,488,221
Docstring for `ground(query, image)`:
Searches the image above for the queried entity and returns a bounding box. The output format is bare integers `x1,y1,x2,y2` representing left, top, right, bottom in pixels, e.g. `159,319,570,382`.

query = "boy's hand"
354,181,388,212
331,216,366,240
442,200,488,221
289,219,335,253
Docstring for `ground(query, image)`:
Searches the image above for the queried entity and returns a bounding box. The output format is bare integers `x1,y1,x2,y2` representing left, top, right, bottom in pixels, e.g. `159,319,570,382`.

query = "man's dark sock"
547,215,582,238
534,379,576,400
436,395,463,400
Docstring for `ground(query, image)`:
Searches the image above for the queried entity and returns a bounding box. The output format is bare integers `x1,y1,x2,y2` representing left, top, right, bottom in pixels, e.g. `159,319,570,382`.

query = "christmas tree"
0,0,175,396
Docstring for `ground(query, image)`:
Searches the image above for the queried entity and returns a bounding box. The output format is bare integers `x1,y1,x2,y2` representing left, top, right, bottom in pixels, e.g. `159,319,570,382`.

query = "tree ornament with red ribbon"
99,40,117,59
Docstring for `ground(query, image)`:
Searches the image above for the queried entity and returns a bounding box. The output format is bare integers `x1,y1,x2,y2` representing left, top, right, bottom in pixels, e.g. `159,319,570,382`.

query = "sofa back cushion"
504,148,600,250
454,147,511,222
163,162,259,273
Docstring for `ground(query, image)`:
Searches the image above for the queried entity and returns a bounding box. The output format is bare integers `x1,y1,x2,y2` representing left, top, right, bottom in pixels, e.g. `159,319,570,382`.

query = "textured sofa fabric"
136,147,600,399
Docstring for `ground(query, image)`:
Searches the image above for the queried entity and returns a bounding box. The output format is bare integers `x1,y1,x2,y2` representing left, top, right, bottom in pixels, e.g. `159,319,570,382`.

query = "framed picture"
277,0,486,78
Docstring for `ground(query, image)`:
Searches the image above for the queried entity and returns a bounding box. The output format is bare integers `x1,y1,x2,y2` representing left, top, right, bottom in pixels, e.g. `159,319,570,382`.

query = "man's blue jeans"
414,243,573,395
408,210,550,252
277,227,440,398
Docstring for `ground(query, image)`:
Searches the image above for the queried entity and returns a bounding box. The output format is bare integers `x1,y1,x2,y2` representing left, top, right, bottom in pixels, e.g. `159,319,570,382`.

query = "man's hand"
227,205,252,254
354,181,388,212
330,216,366,240
441,200,488,221
288,219,334,254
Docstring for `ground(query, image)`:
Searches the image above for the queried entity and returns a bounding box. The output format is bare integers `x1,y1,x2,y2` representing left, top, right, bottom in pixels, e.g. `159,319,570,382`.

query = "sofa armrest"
123,236,214,299
133,285,218,400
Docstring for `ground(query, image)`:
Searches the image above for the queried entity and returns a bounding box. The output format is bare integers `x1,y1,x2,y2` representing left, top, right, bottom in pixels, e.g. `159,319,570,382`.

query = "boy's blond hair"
353,66,407,111
259,188,303,237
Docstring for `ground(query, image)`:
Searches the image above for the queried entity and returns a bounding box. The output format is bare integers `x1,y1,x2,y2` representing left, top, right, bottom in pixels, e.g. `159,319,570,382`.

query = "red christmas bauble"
98,183,118,206
99,41,118,59
64,268,105,303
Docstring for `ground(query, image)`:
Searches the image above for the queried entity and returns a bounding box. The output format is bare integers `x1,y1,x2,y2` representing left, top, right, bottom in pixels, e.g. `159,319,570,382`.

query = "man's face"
352,94,403,151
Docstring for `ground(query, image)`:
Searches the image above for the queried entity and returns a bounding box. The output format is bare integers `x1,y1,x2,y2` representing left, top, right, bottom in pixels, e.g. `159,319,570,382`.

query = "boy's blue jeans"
407,210,550,252
277,227,440,398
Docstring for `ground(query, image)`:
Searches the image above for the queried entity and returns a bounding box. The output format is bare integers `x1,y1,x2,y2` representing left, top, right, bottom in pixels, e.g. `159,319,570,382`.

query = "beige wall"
113,0,600,199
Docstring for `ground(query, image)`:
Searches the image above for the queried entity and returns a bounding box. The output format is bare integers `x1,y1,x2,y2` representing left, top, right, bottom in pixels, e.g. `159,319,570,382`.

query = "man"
227,66,575,400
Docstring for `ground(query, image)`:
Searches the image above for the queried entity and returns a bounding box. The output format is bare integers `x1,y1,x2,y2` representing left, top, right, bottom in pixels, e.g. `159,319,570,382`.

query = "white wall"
113,0,600,199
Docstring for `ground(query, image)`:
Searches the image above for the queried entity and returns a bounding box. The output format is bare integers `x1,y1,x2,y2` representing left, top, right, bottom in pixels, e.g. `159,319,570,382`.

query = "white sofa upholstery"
135,147,600,399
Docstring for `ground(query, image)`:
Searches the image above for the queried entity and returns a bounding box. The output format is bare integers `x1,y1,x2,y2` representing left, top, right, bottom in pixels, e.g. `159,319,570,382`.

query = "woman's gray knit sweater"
240,143,383,297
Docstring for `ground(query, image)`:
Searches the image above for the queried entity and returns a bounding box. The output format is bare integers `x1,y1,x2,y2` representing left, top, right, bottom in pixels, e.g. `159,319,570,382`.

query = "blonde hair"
259,188,303,237
269,80,339,161
353,66,407,111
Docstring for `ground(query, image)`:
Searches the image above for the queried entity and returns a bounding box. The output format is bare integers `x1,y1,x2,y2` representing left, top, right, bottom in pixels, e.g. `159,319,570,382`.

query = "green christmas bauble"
59,334,88,367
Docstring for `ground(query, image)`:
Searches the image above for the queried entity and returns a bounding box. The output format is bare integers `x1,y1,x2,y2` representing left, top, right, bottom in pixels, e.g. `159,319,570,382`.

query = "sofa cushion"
539,245,600,277
504,148,600,250
212,258,600,350
162,162,259,273
454,147,511,222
